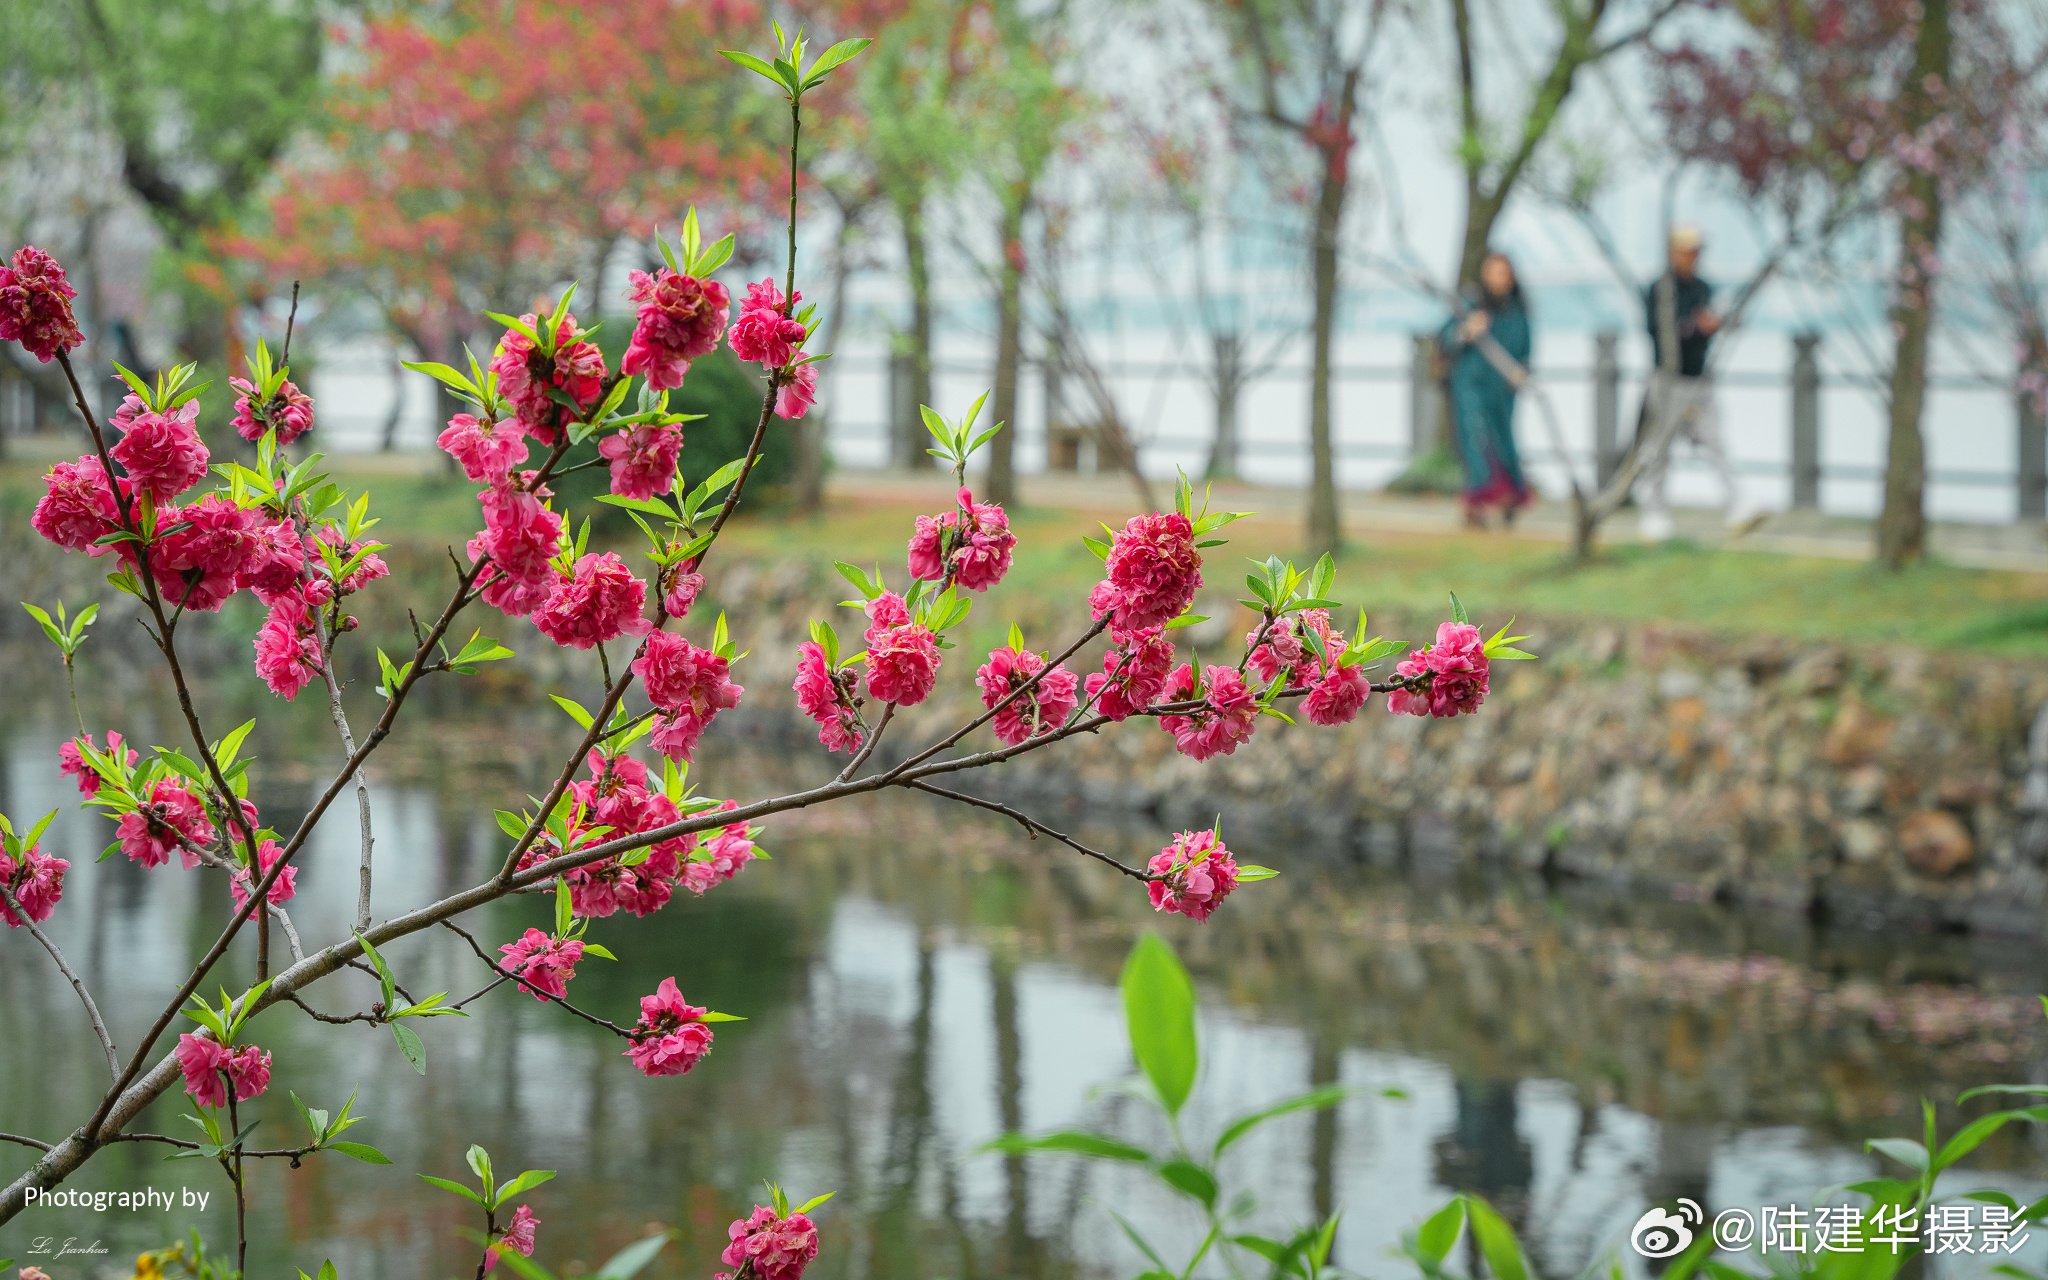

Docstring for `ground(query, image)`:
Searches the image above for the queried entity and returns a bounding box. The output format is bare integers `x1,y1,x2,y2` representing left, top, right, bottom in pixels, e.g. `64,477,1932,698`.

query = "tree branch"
1,881,118,1080
904,780,1154,881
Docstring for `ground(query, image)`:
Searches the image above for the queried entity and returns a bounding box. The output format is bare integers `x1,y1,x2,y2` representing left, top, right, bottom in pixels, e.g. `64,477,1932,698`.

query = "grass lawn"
4,451,2044,659
718,495,2048,659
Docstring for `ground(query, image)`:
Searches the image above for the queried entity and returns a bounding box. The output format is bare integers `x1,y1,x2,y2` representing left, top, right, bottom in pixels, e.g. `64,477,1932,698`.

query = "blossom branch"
5,675,1225,1222
53,349,270,970
82,432,590,1142
881,617,1110,781
441,922,637,1038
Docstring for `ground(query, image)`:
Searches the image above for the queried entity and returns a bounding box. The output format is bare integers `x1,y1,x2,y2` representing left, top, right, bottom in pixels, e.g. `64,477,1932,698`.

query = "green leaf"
1866,1136,1930,1173
325,1141,392,1165
400,360,481,399
719,48,789,90
1214,1084,1349,1156
981,1131,1152,1162
483,312,541,347
1465,1194,1529,1280
1932,1106,2048,1173
391,1023,427,1075
1415,1197,1468,1268
358,931,397,1009
794,1191,835,1215
801,36,872,88
1154,1158,1218,1208
595,1234,672,1279
1108,1211,1172,1272
496,1169,557,1201
1122,935,1197,1118
1448,591,1470,626
417,1174,485,1206
550,695,595,730
1956,1084,2048,1104
1235,864,1279,883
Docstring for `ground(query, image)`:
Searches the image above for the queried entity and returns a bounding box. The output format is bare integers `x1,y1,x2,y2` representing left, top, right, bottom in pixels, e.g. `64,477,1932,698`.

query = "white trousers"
1639,373,1742,520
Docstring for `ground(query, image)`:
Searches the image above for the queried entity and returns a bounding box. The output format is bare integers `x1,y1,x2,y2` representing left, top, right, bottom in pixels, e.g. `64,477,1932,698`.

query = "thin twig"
1,881,118,1080
441,923,637,1038
107,1132,317,1161
905,780,1153,881
318,636,375,932
285,994,381,1027
834,703,894,783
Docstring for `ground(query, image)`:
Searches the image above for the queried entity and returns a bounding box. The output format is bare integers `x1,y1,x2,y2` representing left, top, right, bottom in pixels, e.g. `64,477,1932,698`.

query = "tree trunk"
795,211,859,510
1205,332,1244,481
986,193,1027,504
1306,162,1347,557
380,346,407,452
900,196,937,470
1877,0,1950,570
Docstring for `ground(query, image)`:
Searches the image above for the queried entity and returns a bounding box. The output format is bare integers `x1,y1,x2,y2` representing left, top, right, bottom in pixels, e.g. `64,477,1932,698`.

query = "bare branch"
1,881,118,1080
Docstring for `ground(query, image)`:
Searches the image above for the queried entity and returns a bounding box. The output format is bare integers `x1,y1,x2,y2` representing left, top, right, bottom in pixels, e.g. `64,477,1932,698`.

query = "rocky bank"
710,556,2048,934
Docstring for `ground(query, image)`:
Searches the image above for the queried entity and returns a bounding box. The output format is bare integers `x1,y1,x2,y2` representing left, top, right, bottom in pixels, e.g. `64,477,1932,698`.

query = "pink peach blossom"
498,928,585,1001
793,641,862,753
31,456,121,553
1147,828,1239,922
1158,664,1258,761
727,278,807,369
111,403,209,503
598,421,683,500
623,267,729,391
534,552,650,649
0,841,67,927
775,361,819,419
230,375,314,444
438,413,530,485
1092,511,1202,631
625,977,714,1077
907,488,1016,592
976,645,1080,745
0,245,83,362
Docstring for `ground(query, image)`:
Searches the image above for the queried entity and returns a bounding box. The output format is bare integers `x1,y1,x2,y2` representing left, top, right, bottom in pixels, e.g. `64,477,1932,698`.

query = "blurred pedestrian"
1637,227,1756,540
1441,251,1532,528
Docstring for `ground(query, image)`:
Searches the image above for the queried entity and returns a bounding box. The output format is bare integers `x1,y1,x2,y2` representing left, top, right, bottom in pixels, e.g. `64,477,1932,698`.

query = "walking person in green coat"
1440,251,1534,527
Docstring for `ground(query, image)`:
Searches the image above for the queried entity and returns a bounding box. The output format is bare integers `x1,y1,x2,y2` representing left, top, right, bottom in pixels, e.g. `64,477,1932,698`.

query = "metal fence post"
1593,331,1620,487
1791,333,1821,509
1409,334,1442,457
887,349,914,469
2020,374,2047,521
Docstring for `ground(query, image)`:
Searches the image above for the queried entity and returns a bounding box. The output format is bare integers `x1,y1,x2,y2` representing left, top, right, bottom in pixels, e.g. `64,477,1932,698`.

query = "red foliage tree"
218,0,799,361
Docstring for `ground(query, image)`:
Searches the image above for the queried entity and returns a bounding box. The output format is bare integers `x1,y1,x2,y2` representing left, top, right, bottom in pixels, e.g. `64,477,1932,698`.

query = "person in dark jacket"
1636,227,1753,539
1440,251,1533,527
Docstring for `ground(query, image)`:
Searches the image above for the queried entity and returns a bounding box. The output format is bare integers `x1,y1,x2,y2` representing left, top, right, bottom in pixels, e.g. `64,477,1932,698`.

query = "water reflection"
2,667,2046,1279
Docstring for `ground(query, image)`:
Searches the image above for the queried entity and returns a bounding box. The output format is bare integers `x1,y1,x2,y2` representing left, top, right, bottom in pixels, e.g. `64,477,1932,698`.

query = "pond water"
2,643,2046,1280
